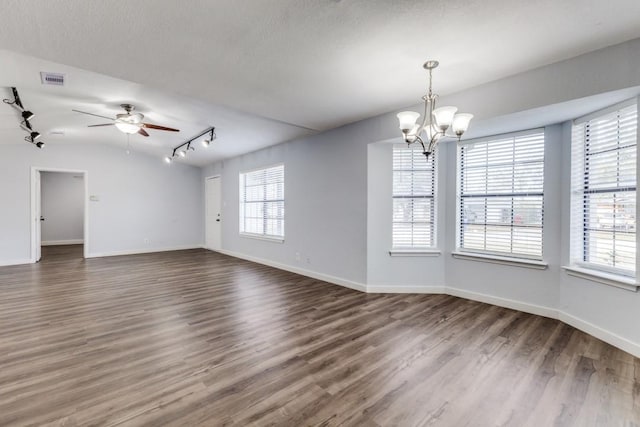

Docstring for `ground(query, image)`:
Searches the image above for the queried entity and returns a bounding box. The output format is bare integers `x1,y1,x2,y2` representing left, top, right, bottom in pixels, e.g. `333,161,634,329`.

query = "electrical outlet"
144,238,149,244
305,256,311,264
295,252,301,262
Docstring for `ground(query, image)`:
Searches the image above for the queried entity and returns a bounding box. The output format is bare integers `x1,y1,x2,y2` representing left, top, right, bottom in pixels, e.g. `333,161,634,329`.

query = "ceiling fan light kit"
3,87,46,149
396,60,473,159
73,103,180,138
165,127,216,164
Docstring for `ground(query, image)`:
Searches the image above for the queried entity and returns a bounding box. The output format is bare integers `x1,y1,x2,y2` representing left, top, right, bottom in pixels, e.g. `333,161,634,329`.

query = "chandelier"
397,60,473,158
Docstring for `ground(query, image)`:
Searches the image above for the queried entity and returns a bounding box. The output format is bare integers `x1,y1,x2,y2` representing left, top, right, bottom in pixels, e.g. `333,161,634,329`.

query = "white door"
205,176,222,250
35,170,42,262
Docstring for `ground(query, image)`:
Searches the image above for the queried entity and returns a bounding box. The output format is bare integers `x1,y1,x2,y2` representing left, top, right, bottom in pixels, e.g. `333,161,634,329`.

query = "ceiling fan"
72,104,179,137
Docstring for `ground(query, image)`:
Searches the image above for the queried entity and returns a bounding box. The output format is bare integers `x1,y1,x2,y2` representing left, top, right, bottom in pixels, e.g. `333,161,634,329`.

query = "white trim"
389,248,441,257
562,266,638,292
239,232,284,243
574,97,637,124
559,312,640,359
446,286,558,319
42,239,84,246
447,286,640,358
451,251,548,270
86,244,202,259
214,248,367,292
205,248,640,358
31,167,89,262
0,258,33,267
367,285,446,294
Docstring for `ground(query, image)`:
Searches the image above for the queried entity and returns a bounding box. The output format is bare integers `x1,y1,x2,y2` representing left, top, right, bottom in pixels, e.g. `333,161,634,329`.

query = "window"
457,130,545,259
392,145,436,249
570,102,637,276
239,164,284,240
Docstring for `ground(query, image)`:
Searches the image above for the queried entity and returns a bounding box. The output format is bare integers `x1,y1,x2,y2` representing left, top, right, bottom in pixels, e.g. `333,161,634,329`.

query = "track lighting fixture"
22,110,35,121
202,129,216,147
3,87,46,149
164,126,215,164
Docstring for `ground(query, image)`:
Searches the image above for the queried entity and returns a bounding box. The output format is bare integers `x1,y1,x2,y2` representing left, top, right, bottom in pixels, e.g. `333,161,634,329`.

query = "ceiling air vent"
40,72,65,86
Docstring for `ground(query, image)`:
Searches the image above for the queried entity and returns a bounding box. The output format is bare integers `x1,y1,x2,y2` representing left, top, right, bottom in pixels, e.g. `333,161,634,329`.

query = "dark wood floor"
0,245,638,426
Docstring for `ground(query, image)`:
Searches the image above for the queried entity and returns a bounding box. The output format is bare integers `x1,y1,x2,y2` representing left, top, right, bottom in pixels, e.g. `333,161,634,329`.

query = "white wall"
202,38,640,357
0,142,203,265
443,125,563,311
202,124,370,286
41,171,84,244
366,142,445,290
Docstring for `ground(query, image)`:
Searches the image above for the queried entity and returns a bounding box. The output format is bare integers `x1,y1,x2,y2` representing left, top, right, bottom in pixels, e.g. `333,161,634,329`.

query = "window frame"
455,128,546,261
239,163,285,242
570,99,637,278
391,144,438,252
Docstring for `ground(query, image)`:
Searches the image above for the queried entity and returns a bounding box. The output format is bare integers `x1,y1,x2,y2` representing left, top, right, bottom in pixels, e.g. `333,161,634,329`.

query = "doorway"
205,176,222,251
31,168,89,262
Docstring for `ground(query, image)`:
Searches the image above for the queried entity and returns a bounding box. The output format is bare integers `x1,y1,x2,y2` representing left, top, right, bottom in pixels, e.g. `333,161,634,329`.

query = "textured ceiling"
1,0,640,164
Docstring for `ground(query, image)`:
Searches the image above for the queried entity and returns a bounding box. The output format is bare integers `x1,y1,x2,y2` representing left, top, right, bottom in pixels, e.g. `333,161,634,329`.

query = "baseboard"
205,248,640,359
42,239,84,246
446,286,559,319
0,258,32,267
86,244,202,259
214,248,367,293
558,311,640,359
446,286,640,359
367,285,446,294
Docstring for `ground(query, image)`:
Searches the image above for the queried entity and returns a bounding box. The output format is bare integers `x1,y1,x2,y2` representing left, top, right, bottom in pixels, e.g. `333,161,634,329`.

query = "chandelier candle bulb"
432,106,458,131
452,113,474,136
397,111,421,132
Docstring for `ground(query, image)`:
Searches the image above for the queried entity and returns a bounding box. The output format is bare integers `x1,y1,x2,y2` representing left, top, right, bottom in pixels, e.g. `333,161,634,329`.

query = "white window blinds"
392,146,436,248
239,164,285,239
570,102,637,276
457,130,545,259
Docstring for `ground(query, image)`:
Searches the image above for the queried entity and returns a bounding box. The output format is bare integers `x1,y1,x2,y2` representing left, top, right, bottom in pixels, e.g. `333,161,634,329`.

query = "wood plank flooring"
0,245,638,426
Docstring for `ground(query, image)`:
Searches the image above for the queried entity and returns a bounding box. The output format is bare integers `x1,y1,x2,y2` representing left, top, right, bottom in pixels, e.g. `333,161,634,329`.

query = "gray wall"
41,171,84,244
202,38,640,355
0,142,203,265
202,122,371,285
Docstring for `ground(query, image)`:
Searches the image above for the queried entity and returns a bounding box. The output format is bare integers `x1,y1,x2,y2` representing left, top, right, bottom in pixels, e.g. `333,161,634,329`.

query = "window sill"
451,251,548,270
562,266,638,292
239,233,284,243
389,249,441,257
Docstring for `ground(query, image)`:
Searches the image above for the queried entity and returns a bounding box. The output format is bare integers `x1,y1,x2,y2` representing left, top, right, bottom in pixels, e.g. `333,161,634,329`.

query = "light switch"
89,195,99,202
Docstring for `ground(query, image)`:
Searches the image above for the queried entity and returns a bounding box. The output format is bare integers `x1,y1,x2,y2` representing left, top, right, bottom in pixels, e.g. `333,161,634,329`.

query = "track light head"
179,150,186,157
35,141,44,149
202,128,216,147
30,131,41,141
22,110,34,121
164,156,173,164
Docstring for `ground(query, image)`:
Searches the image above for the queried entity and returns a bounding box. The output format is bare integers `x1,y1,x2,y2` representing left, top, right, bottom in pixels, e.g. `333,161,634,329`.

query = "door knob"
216,219,220,222
40,216,45,221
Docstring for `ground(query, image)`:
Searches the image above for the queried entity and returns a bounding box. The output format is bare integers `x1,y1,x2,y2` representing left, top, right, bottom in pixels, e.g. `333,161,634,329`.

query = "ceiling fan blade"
138,128,149,137
88,123,115,127
72,109,115,121
142,123,180,132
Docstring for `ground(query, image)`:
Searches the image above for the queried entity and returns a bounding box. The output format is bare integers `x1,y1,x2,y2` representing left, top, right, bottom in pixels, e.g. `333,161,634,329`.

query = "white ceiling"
1,0,640,165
